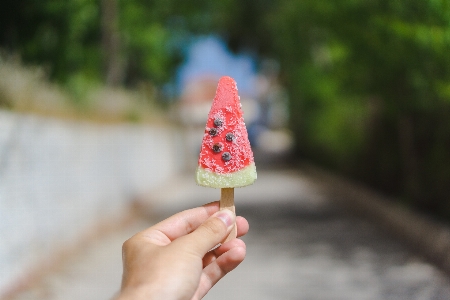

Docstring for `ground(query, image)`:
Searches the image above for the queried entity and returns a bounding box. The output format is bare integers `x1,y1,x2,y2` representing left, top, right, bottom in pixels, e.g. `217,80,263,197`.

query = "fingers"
195,243,247,299
202,238,246,268
214,238,246,257
236,216,249,237
138,202,220,243
172,209,235,258
135,203,248,249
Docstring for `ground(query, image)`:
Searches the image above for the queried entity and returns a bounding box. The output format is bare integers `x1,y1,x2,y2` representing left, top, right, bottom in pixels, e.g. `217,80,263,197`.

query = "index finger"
138,201,220,242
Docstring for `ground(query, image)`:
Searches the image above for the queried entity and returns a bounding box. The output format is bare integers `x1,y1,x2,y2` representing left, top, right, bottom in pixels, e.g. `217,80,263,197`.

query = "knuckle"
122,236,138,252
122,238,132,252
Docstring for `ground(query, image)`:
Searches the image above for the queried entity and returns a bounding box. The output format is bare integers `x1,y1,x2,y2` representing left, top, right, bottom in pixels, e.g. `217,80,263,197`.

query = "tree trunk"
101,0,123,86
398,115,421,201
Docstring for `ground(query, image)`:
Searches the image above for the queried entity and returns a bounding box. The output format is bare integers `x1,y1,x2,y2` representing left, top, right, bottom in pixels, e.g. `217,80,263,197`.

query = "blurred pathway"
9,169,450,300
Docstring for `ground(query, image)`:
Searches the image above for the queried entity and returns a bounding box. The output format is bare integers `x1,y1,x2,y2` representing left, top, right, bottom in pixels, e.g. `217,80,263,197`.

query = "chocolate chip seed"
209,128,218,136
225,132,235,142
222,152,231,161
212,143,223,153
213,118,223,127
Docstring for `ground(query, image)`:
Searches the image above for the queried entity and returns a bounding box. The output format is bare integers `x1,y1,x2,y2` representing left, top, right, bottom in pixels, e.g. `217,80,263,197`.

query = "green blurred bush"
265,0,450,217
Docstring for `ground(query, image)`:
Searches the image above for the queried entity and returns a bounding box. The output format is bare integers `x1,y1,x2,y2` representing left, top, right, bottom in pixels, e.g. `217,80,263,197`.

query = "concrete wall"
0,110,183,292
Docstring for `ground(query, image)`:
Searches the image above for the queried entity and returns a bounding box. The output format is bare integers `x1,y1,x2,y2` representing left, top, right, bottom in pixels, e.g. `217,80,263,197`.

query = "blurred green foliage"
1,0,450,218
207,0,450,217
264,0,450,217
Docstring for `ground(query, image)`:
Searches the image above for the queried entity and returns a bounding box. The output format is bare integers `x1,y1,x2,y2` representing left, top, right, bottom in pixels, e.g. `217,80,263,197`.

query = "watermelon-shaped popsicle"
195,76,257,188
195,76,256,243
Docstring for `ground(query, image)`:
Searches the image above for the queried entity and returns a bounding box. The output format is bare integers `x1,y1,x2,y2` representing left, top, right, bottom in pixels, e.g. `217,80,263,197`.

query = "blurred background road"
9,167,450,300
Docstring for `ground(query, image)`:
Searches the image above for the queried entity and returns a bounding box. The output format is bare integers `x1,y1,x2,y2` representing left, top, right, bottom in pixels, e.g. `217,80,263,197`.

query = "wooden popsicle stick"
220,188,237,243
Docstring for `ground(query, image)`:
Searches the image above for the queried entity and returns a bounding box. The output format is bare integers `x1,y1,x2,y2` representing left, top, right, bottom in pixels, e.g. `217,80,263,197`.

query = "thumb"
173,209,235,257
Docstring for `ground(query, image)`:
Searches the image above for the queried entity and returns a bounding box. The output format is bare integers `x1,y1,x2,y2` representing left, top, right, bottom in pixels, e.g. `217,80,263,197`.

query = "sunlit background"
1,0,450,299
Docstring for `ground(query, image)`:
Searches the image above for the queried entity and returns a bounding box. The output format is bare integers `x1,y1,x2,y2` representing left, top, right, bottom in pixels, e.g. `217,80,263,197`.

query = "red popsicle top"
197,76,255,175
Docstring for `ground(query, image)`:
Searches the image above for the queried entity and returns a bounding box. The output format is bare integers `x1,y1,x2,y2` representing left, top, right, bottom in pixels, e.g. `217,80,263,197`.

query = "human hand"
116,201,249,300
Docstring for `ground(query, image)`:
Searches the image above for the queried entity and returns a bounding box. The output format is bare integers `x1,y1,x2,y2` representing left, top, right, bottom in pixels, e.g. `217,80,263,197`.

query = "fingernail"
215,210,234,227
